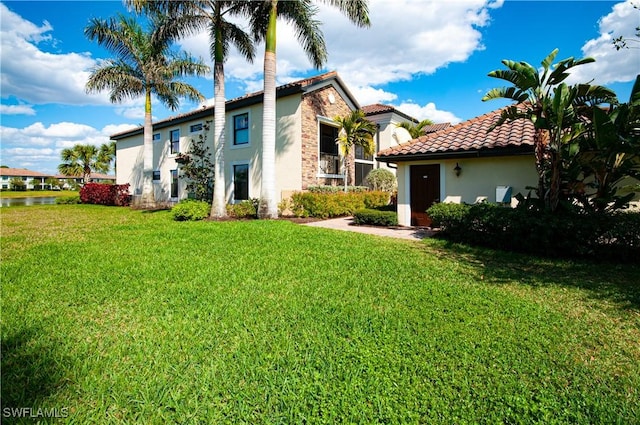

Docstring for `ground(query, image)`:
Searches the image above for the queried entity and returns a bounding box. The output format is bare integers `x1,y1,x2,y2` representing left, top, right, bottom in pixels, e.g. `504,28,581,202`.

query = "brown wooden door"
410,164,440,226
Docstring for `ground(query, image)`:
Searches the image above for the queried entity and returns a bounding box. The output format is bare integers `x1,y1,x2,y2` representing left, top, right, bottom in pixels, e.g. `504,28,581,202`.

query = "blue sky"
1,0,638,175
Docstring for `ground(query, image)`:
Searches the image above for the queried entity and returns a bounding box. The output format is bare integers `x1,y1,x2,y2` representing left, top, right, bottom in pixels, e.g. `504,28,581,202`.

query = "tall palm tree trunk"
258,0,278,219
211,20,227,218
142,90,155,206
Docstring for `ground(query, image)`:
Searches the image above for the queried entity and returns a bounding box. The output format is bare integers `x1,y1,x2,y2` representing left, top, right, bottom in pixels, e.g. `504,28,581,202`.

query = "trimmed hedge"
353,209,398,227
227,199,258,219
307,185,369,193
171,200,211,221
427,202,640,262
291,191,390,219
80,183,131,206
55,195,81,205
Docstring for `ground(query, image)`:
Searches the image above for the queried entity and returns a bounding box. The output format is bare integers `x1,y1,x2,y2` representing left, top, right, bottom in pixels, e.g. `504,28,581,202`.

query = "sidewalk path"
302,216,434,241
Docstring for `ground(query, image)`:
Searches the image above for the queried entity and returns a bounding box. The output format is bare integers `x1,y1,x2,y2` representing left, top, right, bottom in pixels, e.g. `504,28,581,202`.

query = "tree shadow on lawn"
428,240,640,312
1,326,69,421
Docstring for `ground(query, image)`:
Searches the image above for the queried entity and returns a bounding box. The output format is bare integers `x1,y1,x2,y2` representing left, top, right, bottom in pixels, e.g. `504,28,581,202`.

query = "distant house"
111,71,417,205
0,168,49,190
377,106,537,227
0,168,115,191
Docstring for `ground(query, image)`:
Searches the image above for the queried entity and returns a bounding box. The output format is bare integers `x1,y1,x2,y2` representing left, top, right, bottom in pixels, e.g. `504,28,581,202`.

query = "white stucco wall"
396,155,537,226
115,93,304,205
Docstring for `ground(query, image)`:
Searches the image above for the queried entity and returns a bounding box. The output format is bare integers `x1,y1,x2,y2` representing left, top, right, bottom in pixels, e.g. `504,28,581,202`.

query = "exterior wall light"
454,162,462,177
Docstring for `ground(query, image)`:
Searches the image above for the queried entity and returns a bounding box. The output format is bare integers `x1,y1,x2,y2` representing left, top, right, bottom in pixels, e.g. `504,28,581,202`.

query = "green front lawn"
1,205,639,423
0,190,78,198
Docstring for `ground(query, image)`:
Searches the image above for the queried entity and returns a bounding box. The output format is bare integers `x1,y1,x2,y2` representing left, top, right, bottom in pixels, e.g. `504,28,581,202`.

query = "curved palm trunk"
142,90,155,206
211,21,227,218
258,0,278,219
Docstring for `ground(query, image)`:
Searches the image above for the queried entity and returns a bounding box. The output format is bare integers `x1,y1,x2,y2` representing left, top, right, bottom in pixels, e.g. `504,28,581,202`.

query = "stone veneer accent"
300,85,352,189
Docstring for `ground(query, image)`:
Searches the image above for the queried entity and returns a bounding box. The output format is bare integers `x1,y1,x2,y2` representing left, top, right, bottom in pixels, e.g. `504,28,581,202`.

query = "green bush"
55,195,81,205
364,168,396,192
427,202,640,262
307,185,369,193
353,209,398,226
426,202,470,228
227,199,258,219
291,191,389,219
171,200,211,221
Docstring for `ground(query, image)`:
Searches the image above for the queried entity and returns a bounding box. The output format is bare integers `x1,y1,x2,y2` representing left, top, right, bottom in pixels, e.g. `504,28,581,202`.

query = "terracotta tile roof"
362,104,396,115
111,71,345,139
362,103,418,123
377,105,534,161
422,122,451,133
0,168,49,177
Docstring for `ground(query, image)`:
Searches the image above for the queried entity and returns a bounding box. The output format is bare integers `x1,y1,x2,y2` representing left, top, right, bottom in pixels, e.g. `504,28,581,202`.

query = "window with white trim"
318,122,341,176
170,169,179,198
233,163,249,201
190,123,203,133
153,132,161,142
354,145,374,186
152,170,160,182
170,129,180,154
233,113,249,145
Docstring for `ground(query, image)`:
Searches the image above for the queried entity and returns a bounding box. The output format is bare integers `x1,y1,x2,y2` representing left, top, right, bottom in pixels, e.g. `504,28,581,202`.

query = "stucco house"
110,71,417,205
377,106,538,227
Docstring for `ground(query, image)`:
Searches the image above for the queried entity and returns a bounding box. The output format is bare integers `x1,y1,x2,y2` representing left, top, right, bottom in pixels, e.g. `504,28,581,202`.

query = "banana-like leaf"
482,87,529,102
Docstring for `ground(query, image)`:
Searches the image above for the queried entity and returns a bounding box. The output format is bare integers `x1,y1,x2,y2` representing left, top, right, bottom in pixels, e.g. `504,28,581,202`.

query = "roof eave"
377,145,534,163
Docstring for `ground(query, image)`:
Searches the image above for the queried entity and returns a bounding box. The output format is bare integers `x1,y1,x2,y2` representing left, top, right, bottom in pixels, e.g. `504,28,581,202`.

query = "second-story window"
233,113,249,145
170,129,180,154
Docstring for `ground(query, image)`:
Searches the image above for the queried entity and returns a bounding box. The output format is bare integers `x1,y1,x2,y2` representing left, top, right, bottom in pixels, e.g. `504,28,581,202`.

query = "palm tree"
128,1,255,218
58,144,110,184
98,141,116,173
247,0,371,218
396,119,435,139
333,109,377,188
482,48,616,212
85,11,209,206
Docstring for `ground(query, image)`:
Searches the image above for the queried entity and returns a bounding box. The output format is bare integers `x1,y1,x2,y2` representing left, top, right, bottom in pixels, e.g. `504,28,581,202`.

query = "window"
152,170,160,181
354,144,375,186
170,129,180,154
319,123,340,175
233,164,249,201
153,132,161,142
233,113,249,145
190,123,203,133
170,169,178,198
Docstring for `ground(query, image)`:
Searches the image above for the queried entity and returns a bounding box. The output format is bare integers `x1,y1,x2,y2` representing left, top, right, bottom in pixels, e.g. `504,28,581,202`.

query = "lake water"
0,197,58,207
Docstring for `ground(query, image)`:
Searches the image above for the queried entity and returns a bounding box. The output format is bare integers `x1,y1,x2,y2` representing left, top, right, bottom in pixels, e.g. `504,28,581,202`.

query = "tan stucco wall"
396,155,537,226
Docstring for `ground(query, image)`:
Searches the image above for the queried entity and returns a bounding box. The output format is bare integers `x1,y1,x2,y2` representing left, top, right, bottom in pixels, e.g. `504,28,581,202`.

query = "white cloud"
395,102,462,124
0,121,136,173
0,3,117,106
567,0,640,86
0,104,36,115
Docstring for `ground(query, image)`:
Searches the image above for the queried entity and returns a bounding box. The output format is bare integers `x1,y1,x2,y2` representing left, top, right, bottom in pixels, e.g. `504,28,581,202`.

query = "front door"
410,164,440,226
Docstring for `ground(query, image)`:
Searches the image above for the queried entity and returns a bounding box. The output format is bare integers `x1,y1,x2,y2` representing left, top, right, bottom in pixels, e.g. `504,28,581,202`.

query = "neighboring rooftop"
362,103,418,123
377,105,534,162
0,167,115,180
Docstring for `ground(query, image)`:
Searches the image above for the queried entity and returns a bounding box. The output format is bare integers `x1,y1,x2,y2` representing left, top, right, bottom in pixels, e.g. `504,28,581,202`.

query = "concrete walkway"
302,216,434,241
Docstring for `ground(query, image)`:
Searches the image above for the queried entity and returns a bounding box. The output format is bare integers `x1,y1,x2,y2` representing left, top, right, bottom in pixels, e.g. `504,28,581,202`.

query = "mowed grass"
0,190,78,199
1,205,639,424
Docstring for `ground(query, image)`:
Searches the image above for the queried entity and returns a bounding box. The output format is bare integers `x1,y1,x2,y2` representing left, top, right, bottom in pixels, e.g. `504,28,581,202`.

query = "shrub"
427,202,471,228
227,199,258,219
353,209,398,226
426,202,640,263
55,195,81,205
80,183,131,206
291,191,389,218
364,168,396,192
307,185,369,193
171,200,211,221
